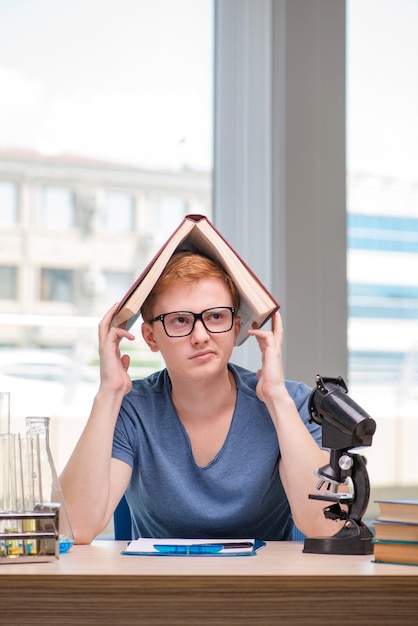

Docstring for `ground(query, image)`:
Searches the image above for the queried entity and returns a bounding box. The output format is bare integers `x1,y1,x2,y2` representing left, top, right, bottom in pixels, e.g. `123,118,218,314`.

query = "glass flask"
25,416,74,553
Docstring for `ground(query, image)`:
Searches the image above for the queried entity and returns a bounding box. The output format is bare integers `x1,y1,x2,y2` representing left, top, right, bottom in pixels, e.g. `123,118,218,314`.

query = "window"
347,0,418,489
0,182,18,225
40,268,74,303
0,266,17,300
101,192,135,233
0,0,213,478
36,187,75,229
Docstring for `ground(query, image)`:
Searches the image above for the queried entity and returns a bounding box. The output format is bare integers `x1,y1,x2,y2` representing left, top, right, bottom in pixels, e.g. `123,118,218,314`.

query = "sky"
0,0,213,171
347,0,418,180
0,0,417,179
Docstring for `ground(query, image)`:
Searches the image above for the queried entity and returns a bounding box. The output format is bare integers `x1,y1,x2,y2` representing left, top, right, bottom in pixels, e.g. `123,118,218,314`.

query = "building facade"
347,171,418,487
0,149,211,361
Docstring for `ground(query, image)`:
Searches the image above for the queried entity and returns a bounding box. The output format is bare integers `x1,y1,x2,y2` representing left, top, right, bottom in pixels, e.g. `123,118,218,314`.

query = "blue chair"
292,525,306,541
114,495,132,540
114,495,305,541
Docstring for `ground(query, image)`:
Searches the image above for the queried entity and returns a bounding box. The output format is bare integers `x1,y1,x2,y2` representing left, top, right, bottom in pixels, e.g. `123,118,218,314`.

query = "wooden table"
1,540,418,625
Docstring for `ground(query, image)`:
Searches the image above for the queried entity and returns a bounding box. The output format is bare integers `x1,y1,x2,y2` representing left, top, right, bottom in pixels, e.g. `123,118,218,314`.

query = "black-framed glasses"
148,307,236,338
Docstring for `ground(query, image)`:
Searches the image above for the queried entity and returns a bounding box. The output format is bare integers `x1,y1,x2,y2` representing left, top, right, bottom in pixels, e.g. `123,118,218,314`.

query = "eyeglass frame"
147,306,236,338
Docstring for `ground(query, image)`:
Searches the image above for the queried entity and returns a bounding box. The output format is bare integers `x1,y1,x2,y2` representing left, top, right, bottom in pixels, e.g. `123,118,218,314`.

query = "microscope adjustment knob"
339,454,353,471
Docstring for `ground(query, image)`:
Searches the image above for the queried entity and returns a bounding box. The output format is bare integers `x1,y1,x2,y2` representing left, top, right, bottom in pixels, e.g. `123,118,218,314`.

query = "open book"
121,537,265,557
111,214,279,345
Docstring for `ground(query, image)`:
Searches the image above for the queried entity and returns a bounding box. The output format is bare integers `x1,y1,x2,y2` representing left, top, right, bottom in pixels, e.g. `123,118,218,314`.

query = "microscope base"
303,520,374,555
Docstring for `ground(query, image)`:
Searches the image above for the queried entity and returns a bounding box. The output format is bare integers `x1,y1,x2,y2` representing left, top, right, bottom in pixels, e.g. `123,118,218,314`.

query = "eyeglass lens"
163,307,233,336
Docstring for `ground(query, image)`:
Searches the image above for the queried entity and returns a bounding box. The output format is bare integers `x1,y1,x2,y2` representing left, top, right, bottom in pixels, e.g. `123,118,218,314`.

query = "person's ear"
141,322,160,352
233,315,241,344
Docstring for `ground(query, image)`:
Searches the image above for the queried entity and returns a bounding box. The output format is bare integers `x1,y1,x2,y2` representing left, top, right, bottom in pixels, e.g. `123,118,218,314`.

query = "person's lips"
190,350,214,361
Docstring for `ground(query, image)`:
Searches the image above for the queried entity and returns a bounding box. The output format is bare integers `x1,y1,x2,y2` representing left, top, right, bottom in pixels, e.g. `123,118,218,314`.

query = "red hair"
141,250,240,321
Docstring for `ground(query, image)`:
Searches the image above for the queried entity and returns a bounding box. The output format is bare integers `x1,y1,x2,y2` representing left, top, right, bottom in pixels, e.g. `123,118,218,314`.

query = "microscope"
303,375,377,555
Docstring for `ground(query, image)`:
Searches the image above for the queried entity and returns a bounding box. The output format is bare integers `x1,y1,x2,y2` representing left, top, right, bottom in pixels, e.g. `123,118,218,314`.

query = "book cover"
373,539,418,566
111,214,279,346
373,521,418,543
375,499,418,524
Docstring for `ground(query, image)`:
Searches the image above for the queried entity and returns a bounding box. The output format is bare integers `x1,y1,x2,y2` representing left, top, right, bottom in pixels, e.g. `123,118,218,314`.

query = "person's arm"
248,312,345,537
60,304,135,544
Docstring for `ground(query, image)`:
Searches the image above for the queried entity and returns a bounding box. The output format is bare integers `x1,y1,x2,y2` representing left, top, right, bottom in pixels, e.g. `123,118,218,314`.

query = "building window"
156,196,187,241
0,182,18,226
348,213,418,254
40,268,74,302
36,187,75,229
349,283,418,320
0,266,18,300
101,192,135,233
104,271,134,307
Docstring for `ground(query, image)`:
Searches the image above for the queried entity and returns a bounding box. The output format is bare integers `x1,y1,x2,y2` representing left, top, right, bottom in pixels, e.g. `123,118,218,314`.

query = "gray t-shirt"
112,363,321,541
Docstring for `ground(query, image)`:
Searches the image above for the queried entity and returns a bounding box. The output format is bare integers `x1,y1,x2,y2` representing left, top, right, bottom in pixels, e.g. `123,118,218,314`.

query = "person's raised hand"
97,303,135,396
248,311,286,404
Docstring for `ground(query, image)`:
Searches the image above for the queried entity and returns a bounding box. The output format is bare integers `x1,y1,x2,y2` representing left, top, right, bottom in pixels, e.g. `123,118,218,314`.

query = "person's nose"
190,317,210,342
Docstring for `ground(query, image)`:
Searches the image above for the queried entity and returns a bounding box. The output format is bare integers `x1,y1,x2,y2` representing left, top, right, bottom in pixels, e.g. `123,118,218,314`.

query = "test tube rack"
0,507,60,563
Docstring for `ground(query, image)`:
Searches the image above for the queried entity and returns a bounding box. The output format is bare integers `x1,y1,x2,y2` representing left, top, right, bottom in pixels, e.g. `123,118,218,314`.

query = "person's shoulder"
228,363,258,395
129,368,170,397
284,379,312,407
229,363,311,404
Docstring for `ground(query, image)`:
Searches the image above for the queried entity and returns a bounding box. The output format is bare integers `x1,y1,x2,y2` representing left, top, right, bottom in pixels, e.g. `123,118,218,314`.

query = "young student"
61,251,342,543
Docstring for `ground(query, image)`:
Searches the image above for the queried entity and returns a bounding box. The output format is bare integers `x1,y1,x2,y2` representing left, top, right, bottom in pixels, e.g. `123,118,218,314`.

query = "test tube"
0,392,11,434
0,433,23,556
19,435,38,554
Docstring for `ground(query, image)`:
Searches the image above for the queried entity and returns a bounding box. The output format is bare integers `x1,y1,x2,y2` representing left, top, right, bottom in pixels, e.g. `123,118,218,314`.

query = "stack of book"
373,499,418,566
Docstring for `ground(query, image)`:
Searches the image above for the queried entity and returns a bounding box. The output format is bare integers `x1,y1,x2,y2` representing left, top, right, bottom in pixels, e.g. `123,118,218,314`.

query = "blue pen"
153,543,224,554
